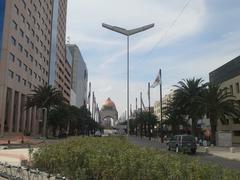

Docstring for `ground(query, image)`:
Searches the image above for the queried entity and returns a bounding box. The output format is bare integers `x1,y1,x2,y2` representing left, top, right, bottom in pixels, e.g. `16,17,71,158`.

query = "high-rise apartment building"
66,44,88,108
0,0,68,136
49,0,71,104
0,0,53,135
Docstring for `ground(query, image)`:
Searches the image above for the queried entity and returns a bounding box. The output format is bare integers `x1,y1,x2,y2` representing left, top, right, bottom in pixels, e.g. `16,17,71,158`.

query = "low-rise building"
209,55,240,144
154,92,174,122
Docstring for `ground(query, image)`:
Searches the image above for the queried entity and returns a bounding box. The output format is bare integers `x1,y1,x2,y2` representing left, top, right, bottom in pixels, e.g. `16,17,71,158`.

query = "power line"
143,0,192,58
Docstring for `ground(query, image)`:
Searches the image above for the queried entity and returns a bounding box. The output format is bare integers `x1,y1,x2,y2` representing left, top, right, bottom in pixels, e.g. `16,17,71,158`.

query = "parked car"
94,131,102,137
58,131,67,138
167,135,197,154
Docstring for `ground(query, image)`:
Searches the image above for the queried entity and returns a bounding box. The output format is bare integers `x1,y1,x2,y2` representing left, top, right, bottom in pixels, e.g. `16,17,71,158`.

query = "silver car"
167,135,197,154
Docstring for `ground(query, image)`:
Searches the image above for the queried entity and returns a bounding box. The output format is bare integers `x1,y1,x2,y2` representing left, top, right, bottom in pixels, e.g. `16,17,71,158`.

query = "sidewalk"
0,148,29,166
198,146,240,161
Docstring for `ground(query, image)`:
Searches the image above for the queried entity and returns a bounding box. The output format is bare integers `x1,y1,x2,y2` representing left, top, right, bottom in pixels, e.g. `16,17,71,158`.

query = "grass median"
32,137,240,180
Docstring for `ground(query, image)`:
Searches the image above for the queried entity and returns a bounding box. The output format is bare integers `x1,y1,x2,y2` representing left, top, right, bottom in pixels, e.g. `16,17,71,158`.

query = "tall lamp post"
102,23,154,136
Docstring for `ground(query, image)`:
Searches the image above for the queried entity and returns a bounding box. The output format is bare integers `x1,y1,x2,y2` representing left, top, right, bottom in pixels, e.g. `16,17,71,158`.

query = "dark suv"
167,135,197,154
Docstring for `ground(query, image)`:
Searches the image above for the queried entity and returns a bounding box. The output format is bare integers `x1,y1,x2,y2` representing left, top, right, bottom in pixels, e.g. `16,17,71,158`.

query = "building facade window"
18,43,23,52
23,64,28,71
14,5,19,15
230,85,233,95
24,49,28,57
233,131,240,136
19,28,24,37
10,36,16,46
17,59,22,67
9,53,15,63
236,83,239,94
27,8,31,16
8,70,14,78
16,74,21,82
21,0,26,8
28,82,32,88
25,35,29,43
27,22,30,30
23,79,27,86
11,20,17,30
29,68,32,75
29,55,33,62
31,42,34,49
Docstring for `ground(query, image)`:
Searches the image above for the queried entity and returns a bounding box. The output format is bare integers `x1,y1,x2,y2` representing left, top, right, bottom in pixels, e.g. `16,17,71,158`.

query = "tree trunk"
42,108,48,138
191,118,197,137
210,116,217,145
148,123,151,140
144,123,147,136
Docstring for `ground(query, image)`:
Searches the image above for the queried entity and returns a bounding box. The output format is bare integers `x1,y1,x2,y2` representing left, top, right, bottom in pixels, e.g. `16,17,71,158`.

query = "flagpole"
135,97,138,115
160,69,163,142
140,92,143,138
140,92,142,113
148,82,151,140
148,82,150,112
160,69,162,123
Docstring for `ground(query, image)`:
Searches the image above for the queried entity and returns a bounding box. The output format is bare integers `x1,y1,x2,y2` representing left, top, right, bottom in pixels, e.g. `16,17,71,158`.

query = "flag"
87,82,91,106
141,96,146,111
151,69,161,88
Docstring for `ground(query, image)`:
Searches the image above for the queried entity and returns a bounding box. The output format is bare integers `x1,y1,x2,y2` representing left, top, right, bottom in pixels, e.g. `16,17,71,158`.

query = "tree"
202,84,240,144
25,85,66,137
135,111,158,139
163,99,189,135
47,104,72,136
174,78,207,136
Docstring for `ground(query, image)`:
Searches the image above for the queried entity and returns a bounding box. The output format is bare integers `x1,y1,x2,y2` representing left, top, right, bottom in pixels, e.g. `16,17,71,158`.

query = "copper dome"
103,97,116,109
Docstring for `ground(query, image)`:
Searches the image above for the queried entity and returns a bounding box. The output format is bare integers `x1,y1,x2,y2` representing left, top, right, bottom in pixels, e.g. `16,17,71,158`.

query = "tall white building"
66,44,88,108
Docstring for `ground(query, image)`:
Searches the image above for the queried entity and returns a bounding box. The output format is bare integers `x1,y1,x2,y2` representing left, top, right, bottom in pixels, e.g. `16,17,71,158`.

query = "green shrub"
33,137,240,180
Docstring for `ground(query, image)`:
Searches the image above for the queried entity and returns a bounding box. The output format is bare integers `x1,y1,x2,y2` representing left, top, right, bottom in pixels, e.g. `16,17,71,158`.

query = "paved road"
128,136,240,170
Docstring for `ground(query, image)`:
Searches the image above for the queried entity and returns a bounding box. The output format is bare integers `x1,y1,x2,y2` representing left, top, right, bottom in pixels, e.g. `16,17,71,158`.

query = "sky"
66,0,240,116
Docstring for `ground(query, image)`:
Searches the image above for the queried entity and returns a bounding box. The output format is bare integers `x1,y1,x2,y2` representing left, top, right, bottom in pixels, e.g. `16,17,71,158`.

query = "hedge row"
32,137,240,180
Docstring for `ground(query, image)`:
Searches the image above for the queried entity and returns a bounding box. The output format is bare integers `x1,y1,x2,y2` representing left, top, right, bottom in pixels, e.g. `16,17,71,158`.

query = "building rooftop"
102,97,116,110
209,56,240,84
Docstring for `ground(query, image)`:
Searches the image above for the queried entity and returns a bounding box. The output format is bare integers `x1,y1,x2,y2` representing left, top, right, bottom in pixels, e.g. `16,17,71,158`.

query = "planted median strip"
32,137,240,180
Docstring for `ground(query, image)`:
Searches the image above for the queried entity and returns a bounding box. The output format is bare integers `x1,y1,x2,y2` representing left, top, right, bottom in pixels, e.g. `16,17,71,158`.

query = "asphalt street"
128,136,240,170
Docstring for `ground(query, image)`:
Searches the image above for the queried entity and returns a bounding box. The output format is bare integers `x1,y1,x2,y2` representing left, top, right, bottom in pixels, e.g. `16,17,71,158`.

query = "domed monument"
100,98,118,128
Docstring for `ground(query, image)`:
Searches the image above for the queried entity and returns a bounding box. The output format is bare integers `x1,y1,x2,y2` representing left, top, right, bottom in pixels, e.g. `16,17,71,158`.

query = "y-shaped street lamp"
102,23,154,136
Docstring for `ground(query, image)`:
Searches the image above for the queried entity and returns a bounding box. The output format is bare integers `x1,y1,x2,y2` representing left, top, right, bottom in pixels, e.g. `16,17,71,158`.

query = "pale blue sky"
66,0,240,115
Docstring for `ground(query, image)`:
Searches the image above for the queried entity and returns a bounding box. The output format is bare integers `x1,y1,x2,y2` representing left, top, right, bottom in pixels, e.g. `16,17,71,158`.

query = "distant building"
49,0,71,103
100,98,118,128
66,44,88,108
209,55,240,144
66,46,76,106
154,92,174,122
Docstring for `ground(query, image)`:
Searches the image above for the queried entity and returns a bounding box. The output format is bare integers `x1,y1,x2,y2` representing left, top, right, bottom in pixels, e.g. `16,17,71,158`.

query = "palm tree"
163,99,189,135
203,83,240,144
174,78,207,136
25,85,66,137
135,111,157,139
48,104,70,136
